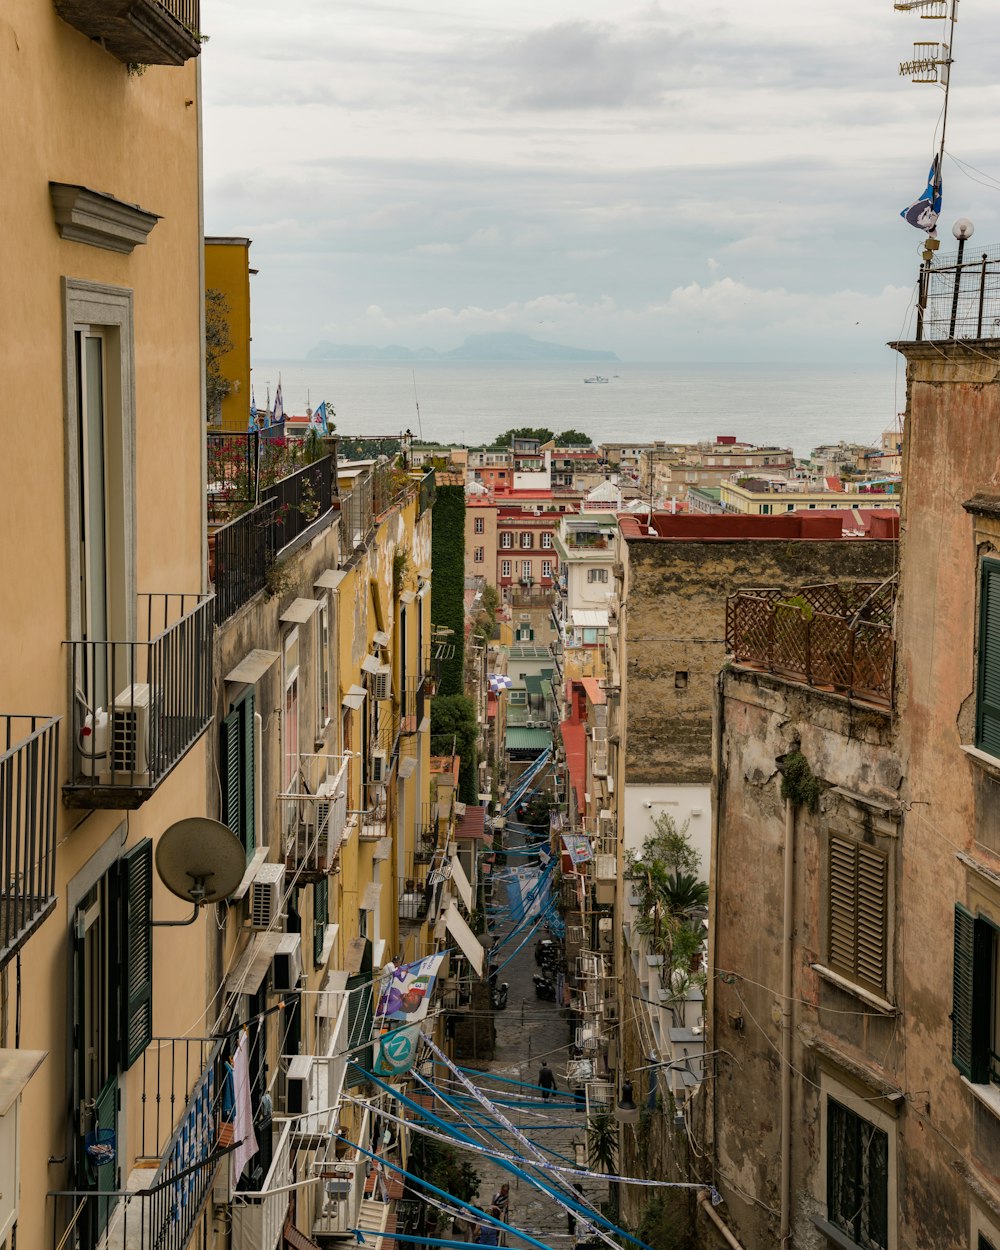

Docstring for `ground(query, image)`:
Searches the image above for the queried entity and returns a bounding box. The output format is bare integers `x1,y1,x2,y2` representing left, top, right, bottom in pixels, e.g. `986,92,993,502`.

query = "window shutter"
314,877,328,965
856,845,887,993
829,836,887,995
120,839,153,1070
346,939,373,1087
221,693,255,858
952,903,980,1080
828,836,858,977
978,560,1000,757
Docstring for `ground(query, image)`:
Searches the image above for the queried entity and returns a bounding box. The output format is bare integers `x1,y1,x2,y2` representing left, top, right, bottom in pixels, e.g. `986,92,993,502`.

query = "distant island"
305,332,619,363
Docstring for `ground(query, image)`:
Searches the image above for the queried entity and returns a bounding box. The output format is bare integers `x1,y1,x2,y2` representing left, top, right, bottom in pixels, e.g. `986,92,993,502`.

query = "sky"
201,0,1000,363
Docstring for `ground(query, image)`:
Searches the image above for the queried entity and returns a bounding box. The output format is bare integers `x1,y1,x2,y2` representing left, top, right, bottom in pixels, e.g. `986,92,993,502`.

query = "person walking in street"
492,1183,510,1221
538,1059,557,1099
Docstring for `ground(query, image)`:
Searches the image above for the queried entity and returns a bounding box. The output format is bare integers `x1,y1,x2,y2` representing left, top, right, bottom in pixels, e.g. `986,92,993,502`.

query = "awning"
360,882,383,911
373,837,392,862
373,630,391,648
444,901,484,976
315,568,348,590
342,685,367,710
280,597,324,624
0,1049,47,1117
225,933,285,997
225,648,280,685
361,654,381,675
398,757,417,780
450,854,473,912
400,591,417,605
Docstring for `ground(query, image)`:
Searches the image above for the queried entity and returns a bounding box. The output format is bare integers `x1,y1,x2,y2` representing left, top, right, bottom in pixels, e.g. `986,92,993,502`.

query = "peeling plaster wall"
711,668,898,1249
621,538,897,787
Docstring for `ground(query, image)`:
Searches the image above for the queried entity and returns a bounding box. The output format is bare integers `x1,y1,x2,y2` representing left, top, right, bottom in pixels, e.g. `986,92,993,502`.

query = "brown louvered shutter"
120,839,153,1070
828,835,888,995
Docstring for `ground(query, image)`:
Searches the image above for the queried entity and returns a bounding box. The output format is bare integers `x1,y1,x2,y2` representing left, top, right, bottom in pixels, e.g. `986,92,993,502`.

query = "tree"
430,694,478,804
554,429,593,446
494,426,554,448
205,287,233,423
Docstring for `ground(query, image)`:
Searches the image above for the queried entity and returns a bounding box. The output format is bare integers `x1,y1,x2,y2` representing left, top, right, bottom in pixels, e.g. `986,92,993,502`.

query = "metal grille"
919,246,1000,341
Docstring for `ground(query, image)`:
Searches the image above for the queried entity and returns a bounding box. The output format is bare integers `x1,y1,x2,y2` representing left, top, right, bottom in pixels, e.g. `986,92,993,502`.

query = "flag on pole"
271,379,284,426
309,400,329,435
900,157,942,235
249,388,257,431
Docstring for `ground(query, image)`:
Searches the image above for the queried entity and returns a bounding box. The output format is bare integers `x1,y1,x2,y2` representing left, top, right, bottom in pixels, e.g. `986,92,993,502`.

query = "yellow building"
720,476,900,516
1,2,213,1245
205,236,254,431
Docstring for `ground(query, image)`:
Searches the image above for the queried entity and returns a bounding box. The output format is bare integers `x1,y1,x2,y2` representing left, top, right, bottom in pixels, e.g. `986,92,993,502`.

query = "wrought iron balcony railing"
0,715,60,969
261,455,335,553
401,675,426,735
212,500,279,624
54,0,202,66
916,245,1000,341
65,594,214,808
230,1119,293,1250
281,755,350,879
48,1036,227,1250
725,581,896,708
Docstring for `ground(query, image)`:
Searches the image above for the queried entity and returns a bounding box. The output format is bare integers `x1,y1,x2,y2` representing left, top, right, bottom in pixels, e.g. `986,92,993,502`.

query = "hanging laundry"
231,1031,259,1181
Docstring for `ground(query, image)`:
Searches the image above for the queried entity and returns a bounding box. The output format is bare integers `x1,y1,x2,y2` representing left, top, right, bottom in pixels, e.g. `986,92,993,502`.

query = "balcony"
64,594,214,808
399,857,446,926
915,244,1000,341
281,755,350,879
54,0,202,65
262,456,335,554
401,675,426,735
231,1119,293,1250
311,1105,372,1236
211,500,279,623
726,581,895,708
48,1036,227,1250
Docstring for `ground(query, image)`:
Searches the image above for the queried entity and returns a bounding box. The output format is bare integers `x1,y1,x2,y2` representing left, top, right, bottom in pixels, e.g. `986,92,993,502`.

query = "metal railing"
311,1105,371,1235
416,469,436,518
65,595,214,804
49,1037,226,1250
261,455,335,552
231,1119,293,1250
164,0,200,29
0,715,60,968
918,245,1000,341
212,499,279,623
401,675,426,735
281,755,350,878
339,475,375,554
725,582,896,707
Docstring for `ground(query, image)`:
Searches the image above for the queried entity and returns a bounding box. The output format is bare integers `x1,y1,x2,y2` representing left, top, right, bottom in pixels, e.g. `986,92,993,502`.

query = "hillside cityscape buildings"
5,3,1000,1250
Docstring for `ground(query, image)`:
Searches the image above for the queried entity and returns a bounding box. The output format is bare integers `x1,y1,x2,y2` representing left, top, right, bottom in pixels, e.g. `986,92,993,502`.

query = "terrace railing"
726,582,896,707
212,499,279,623
416,468,436,518
65,595,214,807
918,246,1000,341
0,714,60,968
261,455,335,553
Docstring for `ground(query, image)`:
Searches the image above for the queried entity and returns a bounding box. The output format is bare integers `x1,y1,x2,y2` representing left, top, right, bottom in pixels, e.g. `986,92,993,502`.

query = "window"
521,560,532,580
541,533,553,549
827,835,888,996
501,531,512,549
587,568,609,584
521,532,533,549
977,558,1000,756
317,600,332,736
474,547,484,563
826,1097,889,1250
221,690,256,858
313,876,329,966
952,904,1000,1085
475,516,484,534
501,560,511,579
980,1236,998,1250
542,560,552,578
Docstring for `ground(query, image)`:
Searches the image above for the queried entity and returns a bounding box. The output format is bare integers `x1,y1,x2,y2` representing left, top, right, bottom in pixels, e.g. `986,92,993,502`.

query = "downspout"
780,795,795,1247
698,1190,746,1250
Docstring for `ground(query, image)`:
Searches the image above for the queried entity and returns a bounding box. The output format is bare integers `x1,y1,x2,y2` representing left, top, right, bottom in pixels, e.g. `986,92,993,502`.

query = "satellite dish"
156,818,246,905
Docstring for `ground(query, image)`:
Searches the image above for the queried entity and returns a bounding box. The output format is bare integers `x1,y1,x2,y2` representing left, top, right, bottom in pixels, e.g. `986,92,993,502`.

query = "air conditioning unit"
372,666,391,702
111,684,151,778
598,917,613,952
370,749,388,784
272,933,303,992
285,1054,313,1115
249,863,285,930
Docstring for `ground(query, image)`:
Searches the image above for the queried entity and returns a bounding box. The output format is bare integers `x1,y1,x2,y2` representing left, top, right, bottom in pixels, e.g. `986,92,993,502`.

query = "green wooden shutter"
314,877,328,965
977,560,1000,756
242,693,256,856
346,938,373,1087
952,902,991,1082
120,839,153,1070
221,708,241,836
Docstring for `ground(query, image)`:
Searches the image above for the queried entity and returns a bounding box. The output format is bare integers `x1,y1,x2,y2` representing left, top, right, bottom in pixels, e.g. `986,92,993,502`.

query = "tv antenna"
896,0,960,204
411,371,424,440
153,817,247,926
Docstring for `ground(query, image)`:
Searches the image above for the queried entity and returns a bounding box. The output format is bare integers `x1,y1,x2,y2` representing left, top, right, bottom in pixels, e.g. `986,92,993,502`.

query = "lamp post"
949,217,975,338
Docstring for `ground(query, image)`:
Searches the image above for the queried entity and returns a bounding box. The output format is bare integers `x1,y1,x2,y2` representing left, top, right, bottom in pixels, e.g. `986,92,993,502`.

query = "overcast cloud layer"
202,1,1000,361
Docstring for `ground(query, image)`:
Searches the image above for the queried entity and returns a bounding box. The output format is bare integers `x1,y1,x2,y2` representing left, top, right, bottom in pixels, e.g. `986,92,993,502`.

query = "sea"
251,360,905,460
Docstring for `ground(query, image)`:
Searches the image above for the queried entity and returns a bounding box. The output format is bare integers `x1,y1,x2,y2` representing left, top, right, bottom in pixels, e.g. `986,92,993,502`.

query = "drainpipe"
780,795,795,1246
698,1190,746,1250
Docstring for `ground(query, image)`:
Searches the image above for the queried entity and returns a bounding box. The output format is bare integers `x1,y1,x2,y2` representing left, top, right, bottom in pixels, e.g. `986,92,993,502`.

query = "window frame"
500,531,512,549
221,689,256,860
818,1073,897,1250
501,560,511,579
474,546,484,563
541,532,553,549
520,532,533,549
952,902,1000,1086
317,598,332,738
474,516,484,534
826,833,890,998
976,557,1000,758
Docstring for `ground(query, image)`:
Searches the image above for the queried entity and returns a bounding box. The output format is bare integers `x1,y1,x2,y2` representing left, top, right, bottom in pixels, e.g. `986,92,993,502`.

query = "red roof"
580,677,606,706
825,476,844,492
619,513,851,541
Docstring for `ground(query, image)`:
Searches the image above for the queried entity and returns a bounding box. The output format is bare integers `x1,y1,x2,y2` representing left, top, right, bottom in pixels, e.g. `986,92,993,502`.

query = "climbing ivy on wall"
431,484,466,697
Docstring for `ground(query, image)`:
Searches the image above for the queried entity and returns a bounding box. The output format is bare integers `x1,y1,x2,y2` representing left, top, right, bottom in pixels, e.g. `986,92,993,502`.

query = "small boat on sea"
584,376,609,384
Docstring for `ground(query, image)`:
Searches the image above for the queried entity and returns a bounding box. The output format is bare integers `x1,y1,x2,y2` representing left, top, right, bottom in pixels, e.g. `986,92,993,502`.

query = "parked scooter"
491,982,509,1010
533,973,557,1002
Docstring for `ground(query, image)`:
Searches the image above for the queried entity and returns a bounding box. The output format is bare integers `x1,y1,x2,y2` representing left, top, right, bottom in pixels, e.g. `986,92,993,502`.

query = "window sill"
961,1074,1000,1122
961,744,1000,783
811,964,898,1016
811,1216,870,1250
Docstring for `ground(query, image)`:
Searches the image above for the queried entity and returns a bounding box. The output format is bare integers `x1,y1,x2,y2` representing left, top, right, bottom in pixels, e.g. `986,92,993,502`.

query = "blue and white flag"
249,388,257,431
309,400,329,435
901,157,942,235
271,380,284,426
